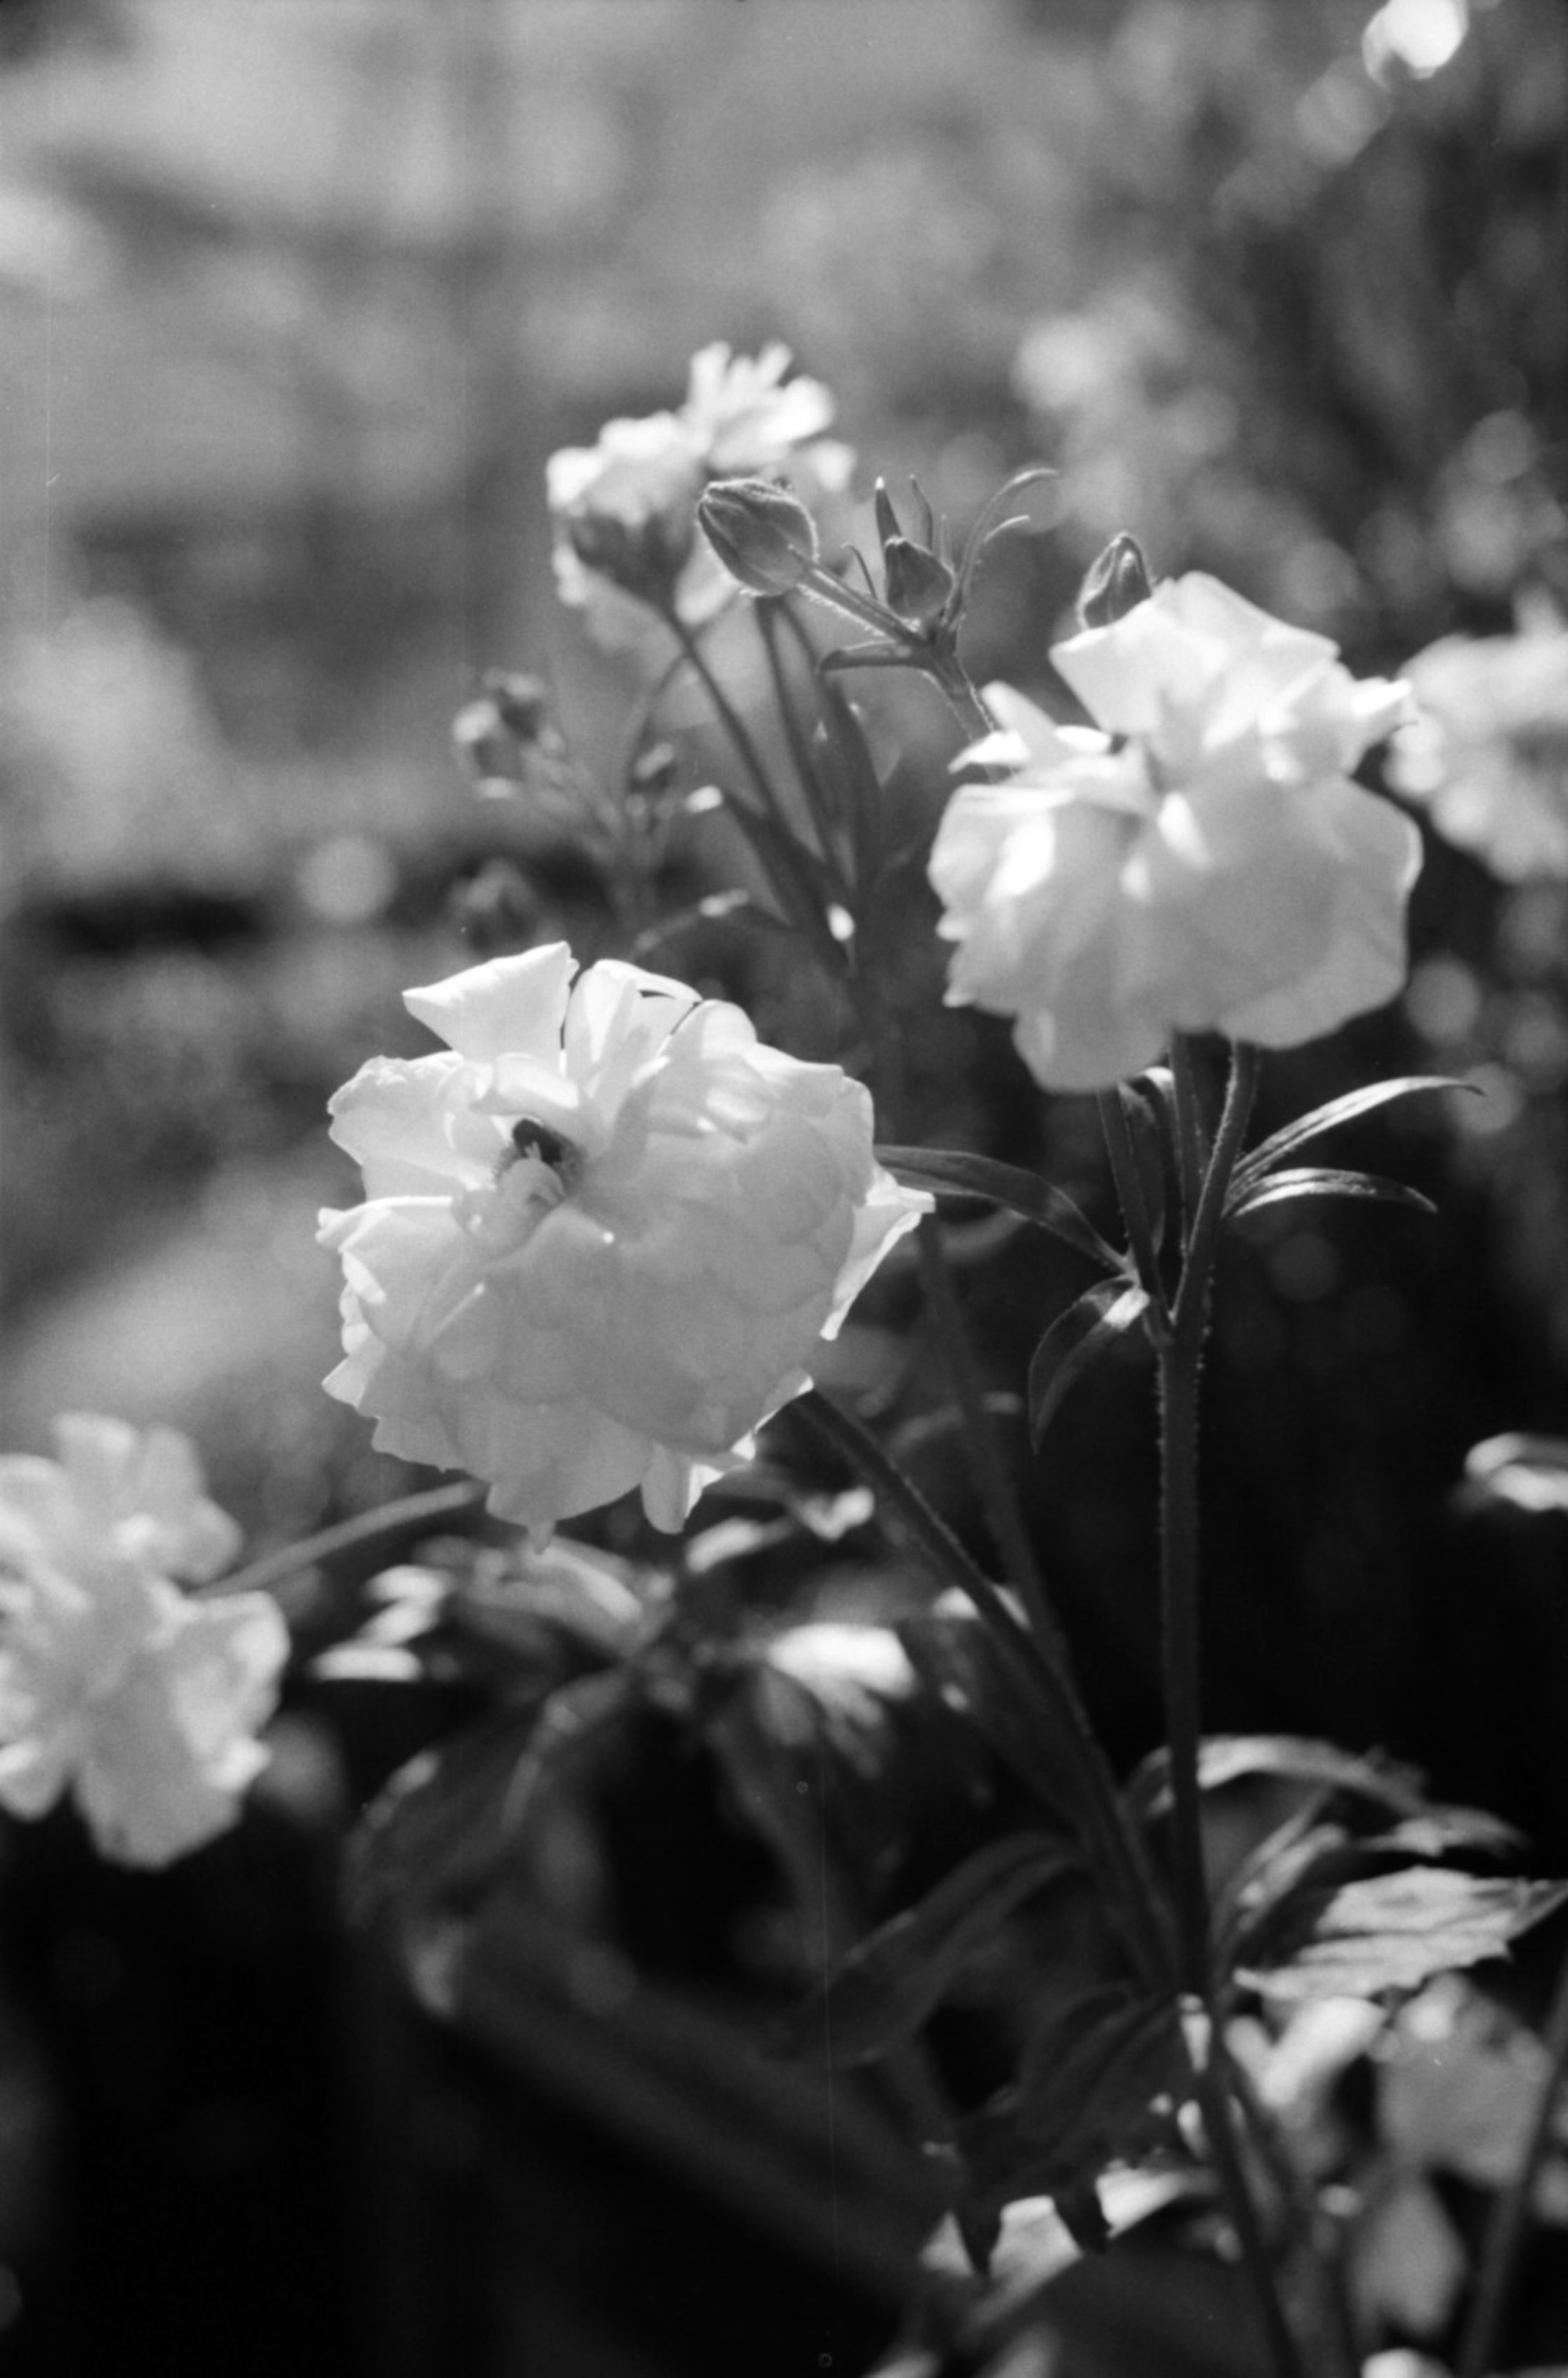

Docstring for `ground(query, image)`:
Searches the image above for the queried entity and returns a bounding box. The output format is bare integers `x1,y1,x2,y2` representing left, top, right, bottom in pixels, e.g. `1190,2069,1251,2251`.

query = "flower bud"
1076,533,1155,629
871,478,956,632
882,538,957,631
452,672,557,797
698,477,819,596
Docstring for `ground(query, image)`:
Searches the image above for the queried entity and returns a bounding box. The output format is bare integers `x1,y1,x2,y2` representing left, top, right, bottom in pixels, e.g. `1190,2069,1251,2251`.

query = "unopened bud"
1077,533,1154,629
699,477,819,596
452,672,558,797
565,509,689,609
882,538,956,631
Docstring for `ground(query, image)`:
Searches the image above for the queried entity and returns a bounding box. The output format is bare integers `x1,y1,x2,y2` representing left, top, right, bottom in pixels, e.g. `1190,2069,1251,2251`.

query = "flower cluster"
547,341,852,645
1388,613,1568,881
0,1417,286,1865
319,944,927,1539
930,572,1421,1090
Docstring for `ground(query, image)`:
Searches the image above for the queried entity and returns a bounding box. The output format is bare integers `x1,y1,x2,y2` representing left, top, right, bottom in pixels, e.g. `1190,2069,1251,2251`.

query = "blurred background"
0,1,1566,2372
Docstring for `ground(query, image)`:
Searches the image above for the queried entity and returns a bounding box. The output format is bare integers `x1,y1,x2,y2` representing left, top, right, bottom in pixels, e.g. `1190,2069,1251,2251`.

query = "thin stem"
912,1221,1058,1651
213,1479,488,1602
1223,2031,1362,2378
1156,1035,1303,2378
921,649,995,743
1158,1333,1211,2001
1158,1042,1259,1997
752,599,851,900
1456,1940,1568,2378
794,1390,1169,1992
666,615,845,986
1190,2025,1313,2378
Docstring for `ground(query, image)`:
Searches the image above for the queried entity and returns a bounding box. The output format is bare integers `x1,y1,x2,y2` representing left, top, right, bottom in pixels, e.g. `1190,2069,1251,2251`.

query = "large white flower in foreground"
319,945,927,1538
1387,616,1568,881
930,573,1421,1091
547,341,851,645
0,1417,286,1866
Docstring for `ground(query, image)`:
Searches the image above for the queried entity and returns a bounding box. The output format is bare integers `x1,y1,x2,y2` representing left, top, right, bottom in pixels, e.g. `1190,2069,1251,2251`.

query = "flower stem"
1157,1043,1257,1994
213,1479,488,1602
1153,1040,1305,2378
666,616,846,985
1190,2018,1313,2378
1455,1937,1568,2378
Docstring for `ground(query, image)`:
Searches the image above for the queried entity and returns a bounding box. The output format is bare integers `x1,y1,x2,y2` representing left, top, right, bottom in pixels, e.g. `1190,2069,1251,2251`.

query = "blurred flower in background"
0,1414,285,1865
1390,605,1568,879
546,340,852,647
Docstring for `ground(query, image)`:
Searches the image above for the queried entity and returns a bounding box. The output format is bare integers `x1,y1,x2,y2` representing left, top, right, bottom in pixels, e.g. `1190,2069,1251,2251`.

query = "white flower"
1387,615,1568,879
547,341,851,646
319,944,927,1539
0,1416,286,1866
930,572,1421,1090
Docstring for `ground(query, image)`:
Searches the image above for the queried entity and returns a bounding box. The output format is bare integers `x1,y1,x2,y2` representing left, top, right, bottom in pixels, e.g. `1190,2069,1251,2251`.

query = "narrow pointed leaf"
1232,1076,1471,1195
1117,1080,1167,1254
877,1146,1121,1269
1227,1166,1437,1222
777,1831,1083,2067
1028,1282,1149,1450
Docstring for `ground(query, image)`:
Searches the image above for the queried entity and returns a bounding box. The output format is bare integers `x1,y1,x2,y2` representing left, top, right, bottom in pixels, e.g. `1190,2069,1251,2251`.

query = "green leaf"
876,1145,1122,1270
954,1984,1185,2266
1237,1867,1568,2002
778,1831,1083,2067
1226,1166,1437,1222
345,1712,538,1940
1116,1079,1168,1253
1126,1732,1433,1830
813,676,886,896
1231,1075,1470,1196
1027,1282,1150,1450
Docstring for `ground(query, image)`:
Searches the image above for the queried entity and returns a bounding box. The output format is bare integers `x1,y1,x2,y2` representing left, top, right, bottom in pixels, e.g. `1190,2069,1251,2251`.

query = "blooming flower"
0,1416,286,1865
547,341,851,645
1386,613,1568,879
930,572,1420,1090
319,944,927,1539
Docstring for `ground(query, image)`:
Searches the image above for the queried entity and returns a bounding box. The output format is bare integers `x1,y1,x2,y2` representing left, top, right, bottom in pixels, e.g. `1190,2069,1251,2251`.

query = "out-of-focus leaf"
813,675,886,895
456,1536,650,1663
345,1712,539,1936
1460,1431,1568,1517
1238,1867,1568,2001
1127,1733,1433,1830
900,1602,1090,1834
954,1983,1185,2267
778,1831,1084,2068
1226,1166,1437,1222
1027,1281,1149,1449
310,1641,428,1684
1230,1076,1469,1194
876,1145,1122,1270
703,1620,995,1932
